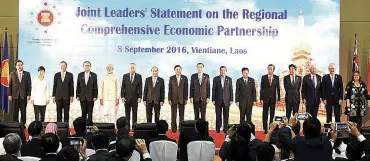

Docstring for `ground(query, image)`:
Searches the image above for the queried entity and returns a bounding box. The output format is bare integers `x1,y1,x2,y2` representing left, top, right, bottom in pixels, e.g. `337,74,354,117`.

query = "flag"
352,33,359,72
1,29,10,113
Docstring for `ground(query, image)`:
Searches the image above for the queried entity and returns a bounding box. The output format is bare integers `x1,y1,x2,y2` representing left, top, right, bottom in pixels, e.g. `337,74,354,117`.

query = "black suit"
260,74,280,132
20,138,44,158
189,135,214,143
121,73,142,129
9,70,31,125
288,136,333,161
322,74,343,123
143,76,165,123
53,72,74,123
88,149,114,161
190,73,210,120
168,75,188,132
76,72,98,123
283,75,302,119
3,154,22,161
235,77,256,124
40,154,57,161
302,74,322,118
212,76,233,133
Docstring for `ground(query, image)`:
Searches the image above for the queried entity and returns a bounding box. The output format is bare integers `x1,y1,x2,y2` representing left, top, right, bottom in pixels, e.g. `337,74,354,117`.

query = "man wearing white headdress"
99,64,120,122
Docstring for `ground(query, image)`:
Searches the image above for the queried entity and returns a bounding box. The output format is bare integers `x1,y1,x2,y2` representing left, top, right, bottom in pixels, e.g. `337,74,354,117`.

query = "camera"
86,126,93,133
274,116,285,123
297,113,308,120
68,137,83,152
335,123,349,138
324,123,332,133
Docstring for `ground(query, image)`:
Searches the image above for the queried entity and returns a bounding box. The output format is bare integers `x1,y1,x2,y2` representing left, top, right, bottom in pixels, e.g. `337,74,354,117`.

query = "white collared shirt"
221,76,225,88
243,77,248,83
176,75,181,85
291,75,295,84
152,77,157,87
311,74,317,88
31,77,49,105
85,72,90,85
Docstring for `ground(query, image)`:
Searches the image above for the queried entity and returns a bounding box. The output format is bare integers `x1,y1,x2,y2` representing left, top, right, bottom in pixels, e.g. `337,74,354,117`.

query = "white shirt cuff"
225,135,231,142
143,152,151,159
357,135,366,142
286,126,292,130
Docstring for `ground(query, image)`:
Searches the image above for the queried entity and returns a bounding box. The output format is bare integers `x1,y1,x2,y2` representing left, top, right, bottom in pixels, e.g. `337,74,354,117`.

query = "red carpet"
26,129,266,148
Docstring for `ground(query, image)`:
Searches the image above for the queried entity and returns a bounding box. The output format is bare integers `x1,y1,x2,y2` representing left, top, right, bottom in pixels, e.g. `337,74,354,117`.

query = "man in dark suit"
40,133,60,161
143,66,165,123
53,61,74,123
212,66,233,133
189,119,214,142
302,65,322,118
260,64,281,134
190,63,210,120
88,131,114,161
235,67,256,124
121,63,143,130
322,63,343,123
9,60,31,125
283,64,302,119
108,136,152,161
21,121,44,158
168,65,188,133
76,61,98,124
148,120,176,147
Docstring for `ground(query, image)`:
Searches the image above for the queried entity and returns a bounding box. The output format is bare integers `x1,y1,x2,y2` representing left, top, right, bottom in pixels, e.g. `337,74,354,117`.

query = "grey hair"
3,133,22,155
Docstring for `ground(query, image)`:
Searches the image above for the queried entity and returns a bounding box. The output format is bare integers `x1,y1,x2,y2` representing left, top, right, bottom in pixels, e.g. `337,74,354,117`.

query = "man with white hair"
3,133,22,161
99,64,120,122
302,65,322,118
321,63,343,123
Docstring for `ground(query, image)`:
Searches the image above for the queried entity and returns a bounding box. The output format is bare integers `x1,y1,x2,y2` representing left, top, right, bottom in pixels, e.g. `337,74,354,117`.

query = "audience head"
3,133,22,155
236,122,252,142
45,123,58,134
346,141,363,161
195,119,208,135
116,135,136,159
0,154,14,161
117,128,130,138
156,120,169,135
116,116,129,129
302,117,321,139
277,127,292,160
92,131,109,150
56,146,80,161
73,117,87,135
41,133,60,153
256,142,275,161
28,121,43,138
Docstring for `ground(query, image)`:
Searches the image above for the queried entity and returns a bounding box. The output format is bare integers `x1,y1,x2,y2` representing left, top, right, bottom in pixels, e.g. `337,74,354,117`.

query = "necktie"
312,75,316,88
199,74,202,85
222,77,225,88
130,74,133,83
177,76,180,86
331,75,334,87
269,75,272,86
62,73,65,82
153,78,156,87
292,76,295,85
85,73,89,85
244,79,247,85
19,72,22,82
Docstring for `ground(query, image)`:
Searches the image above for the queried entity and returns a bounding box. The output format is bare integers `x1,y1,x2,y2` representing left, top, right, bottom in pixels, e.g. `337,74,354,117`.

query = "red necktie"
269,75,272,86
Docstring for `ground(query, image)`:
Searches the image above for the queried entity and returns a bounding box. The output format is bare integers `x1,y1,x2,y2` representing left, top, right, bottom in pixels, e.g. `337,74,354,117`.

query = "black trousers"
80,99,94,123
239,104,252,124
350,116,363,129
286,101,299,119
215,102,229,132
306,101,320,119
171,104,184,132
13,98,27,125
56,98,70,123
146,101,161,123
326,96,341,123
34,105,46,122
125,100,138,129
262,99,276,131
193,100,207,120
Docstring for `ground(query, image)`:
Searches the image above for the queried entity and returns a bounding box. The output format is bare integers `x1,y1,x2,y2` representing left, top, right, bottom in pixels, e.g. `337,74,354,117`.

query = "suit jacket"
190,73,210,102
108,155,152,161
260,74,280,103
288,136,333,161
3,154,22,161
143,77,165,104
40,154,57,161
76,72,98,101
9,70,31,99
168,75,188,104
212,76,233,107
283,75,302,104
52,72,74,99
148,135,177,147
322,74,343,103
302,74,322,106
121,73,142,102
88,149,114,161
20,138,44,158
235,77,256,107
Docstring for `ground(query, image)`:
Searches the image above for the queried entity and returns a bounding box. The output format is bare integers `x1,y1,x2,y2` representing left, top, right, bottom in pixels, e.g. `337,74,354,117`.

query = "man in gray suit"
235,67,256,124
9,60,31,125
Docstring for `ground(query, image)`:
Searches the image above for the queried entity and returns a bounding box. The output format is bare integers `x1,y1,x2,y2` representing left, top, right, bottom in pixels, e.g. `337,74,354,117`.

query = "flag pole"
1,27,6,121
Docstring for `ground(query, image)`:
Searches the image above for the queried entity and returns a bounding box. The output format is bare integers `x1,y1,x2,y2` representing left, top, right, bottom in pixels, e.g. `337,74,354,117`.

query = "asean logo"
37,10,54,27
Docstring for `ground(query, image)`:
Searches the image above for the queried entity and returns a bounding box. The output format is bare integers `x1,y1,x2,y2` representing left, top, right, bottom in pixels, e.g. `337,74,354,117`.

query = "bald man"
99,64,120,122
302,65,322,118
322,63,343,123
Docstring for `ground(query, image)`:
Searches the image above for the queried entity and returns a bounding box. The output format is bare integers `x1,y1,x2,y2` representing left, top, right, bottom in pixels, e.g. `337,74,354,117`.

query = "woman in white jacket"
31,66,49,122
